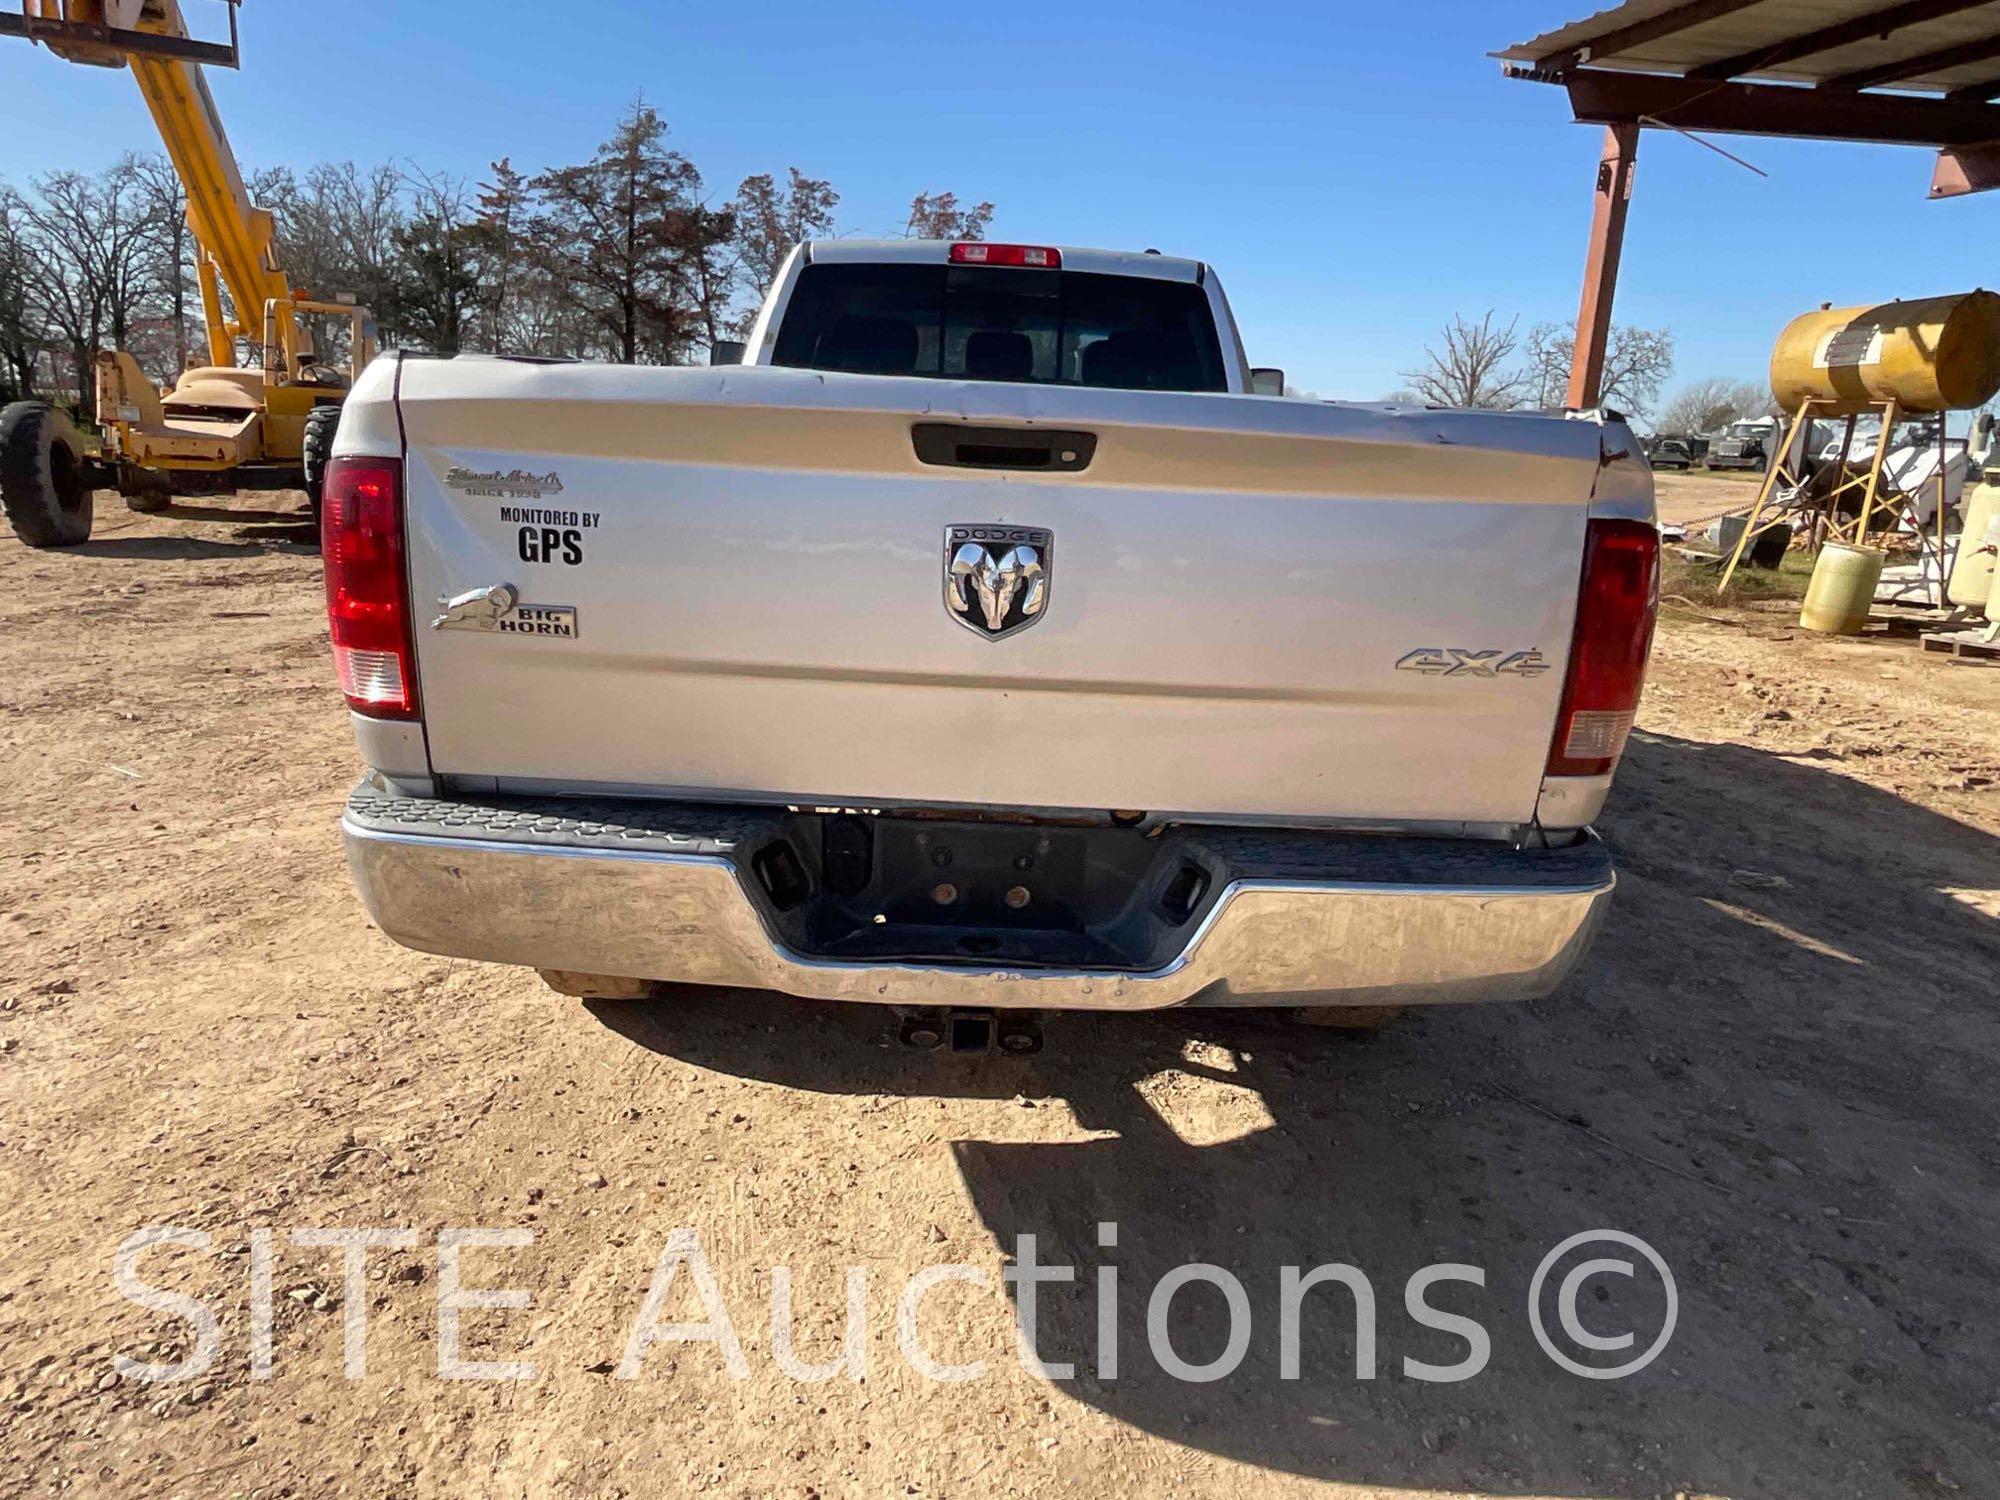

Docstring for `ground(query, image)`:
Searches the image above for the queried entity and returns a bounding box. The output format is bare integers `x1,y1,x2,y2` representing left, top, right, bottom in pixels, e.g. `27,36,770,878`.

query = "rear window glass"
770,263,1229,393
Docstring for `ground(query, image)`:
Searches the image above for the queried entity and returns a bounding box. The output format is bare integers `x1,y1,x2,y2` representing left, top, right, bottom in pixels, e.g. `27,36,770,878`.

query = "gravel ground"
2,491,1997,1500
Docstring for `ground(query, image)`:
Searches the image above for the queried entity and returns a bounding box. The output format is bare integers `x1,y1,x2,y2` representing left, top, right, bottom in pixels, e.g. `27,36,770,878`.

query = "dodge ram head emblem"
944,525,1052,640
431,582,518,631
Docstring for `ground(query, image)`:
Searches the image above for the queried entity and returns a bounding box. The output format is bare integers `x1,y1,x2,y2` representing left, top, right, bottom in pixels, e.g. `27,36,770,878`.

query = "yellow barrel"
1770,291,2000,415
1800,543,1886,634
1951,479,2000,609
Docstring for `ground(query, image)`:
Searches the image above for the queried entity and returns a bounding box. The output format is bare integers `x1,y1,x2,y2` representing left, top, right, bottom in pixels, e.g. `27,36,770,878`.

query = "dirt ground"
1650,471,1765,533
2,489,1997,1500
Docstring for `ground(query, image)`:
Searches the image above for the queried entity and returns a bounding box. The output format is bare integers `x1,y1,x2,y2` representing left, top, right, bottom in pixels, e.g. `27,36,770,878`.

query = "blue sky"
7,0,1998,405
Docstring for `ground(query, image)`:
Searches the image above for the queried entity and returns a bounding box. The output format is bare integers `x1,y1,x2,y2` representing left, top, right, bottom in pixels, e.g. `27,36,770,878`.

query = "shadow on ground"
71,501,318,560
590,733,2000,1499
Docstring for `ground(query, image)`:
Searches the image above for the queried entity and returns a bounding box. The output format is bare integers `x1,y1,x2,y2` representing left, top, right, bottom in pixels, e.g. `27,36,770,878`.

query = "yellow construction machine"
0,0,374,546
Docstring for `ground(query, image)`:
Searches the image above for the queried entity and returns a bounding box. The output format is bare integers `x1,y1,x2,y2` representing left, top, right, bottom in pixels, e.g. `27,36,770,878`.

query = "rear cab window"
770,263,1228,393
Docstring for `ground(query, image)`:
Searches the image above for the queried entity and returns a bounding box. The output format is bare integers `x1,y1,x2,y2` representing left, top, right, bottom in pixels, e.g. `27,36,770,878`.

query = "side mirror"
710,339,747,366
1249,367,1285,396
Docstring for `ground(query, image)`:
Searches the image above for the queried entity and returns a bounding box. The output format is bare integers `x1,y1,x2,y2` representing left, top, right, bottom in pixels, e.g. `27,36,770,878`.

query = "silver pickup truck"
326,239,1657,1027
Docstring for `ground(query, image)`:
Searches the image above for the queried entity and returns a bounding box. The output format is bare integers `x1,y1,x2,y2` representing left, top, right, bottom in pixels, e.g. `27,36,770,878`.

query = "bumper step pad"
341,782,1615,1011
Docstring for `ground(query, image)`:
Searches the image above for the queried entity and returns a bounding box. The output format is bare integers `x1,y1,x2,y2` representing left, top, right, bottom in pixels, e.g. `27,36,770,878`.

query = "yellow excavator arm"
0,0,375,543
17,0,292,369
3,0,376,494
131,30,292,368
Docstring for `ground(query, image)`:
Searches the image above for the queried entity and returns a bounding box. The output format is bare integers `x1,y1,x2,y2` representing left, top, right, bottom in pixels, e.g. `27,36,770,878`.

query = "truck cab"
741,240,1257,394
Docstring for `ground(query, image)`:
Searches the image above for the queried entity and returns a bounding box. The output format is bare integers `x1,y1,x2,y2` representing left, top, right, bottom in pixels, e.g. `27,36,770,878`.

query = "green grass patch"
1661,545,1815,613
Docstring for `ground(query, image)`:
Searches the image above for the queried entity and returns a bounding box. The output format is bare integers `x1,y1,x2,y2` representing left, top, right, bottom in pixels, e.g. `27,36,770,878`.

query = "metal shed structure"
1497,1,2000,408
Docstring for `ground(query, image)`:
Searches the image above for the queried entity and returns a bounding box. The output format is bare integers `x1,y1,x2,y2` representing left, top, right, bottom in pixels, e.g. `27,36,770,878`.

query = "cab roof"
802,239,1205,284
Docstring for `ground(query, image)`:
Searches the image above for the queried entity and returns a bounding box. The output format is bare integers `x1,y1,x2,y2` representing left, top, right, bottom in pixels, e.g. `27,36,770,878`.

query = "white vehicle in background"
325,240,1658,1041
1818,432,1880,466
1881,433,1968,523
1816,424,1967,522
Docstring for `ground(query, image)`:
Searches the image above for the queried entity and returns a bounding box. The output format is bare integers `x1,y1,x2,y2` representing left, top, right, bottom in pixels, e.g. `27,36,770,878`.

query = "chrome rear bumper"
341,785,1615,1012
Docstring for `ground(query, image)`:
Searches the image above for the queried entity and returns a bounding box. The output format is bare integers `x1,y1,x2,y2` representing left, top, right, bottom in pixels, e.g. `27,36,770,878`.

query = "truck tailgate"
395,361,1599,827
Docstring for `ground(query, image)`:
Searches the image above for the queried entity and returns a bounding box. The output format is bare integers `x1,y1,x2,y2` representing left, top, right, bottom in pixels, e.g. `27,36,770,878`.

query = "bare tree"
1521,321,1570,410
317,161,405,311
679,203,740,355
95,160,158,357
1522,320,1674,417
18,164,159,418
1,135,974,385
0,159,194,405
732,167,839,321
392,168,482,353
506,258,599,360
472,158,529,352
1400,311,1526,410
128,153,196,381
1657,376,1767,436
253,160,405,362
239,165,346,365
0,186,48,402
904,191,993,240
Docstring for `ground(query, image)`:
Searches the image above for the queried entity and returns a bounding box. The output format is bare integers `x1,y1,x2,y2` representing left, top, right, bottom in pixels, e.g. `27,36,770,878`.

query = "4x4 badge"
1395,647,1550,678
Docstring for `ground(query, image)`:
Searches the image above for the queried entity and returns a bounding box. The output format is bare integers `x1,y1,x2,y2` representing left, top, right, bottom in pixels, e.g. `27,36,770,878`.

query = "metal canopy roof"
1499,1,2000,166
1501,1,2000,97
1504,4,2000,408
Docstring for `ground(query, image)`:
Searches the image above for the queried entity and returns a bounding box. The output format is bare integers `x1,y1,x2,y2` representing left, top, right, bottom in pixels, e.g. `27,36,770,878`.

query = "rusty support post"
1567,122,1640,411
1853,398,1899,545
1720,397,1816,593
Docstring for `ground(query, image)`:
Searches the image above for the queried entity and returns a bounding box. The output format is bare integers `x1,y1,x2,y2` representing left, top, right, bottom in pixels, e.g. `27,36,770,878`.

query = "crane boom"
15,0,295,369
129,40,290,367
0,0,375,540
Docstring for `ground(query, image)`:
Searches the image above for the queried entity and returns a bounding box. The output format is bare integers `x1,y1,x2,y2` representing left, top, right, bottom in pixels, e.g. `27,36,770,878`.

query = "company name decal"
445,467,566,500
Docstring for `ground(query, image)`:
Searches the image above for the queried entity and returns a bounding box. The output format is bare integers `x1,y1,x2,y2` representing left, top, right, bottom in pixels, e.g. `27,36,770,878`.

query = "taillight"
322,455,418,719
1547,518,1659,777
949,242,1060,269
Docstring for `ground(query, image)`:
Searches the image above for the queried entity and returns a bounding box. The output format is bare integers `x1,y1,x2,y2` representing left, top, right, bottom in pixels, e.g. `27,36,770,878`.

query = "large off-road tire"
121,469,173,513
301,403,342,532
0,400,94,547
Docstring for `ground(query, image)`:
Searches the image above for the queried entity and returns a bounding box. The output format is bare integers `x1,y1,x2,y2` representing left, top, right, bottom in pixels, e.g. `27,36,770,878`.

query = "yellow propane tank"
1800,543,1887,634
1770,291,2000,415
1949,480,2000,610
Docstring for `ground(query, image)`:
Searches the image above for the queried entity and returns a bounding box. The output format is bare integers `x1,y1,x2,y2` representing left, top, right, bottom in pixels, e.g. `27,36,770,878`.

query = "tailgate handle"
912,423,1096,473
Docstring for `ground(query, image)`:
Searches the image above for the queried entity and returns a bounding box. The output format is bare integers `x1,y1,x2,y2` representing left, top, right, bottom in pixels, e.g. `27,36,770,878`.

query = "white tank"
1950,480,2000,611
